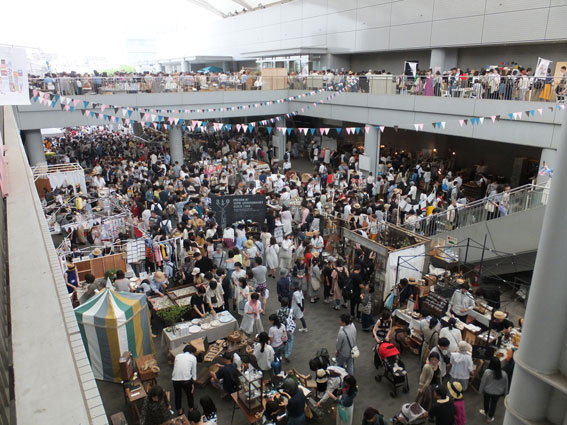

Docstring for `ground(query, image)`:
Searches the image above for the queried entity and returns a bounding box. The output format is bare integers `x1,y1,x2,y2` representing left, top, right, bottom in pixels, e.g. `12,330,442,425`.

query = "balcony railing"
28,74,567,103
402,183,548,237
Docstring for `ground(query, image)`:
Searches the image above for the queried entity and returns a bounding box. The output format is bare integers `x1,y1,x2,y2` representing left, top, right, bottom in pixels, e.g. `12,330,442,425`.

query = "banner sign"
210,195,266,229
0,46,29,105
535,57,552,78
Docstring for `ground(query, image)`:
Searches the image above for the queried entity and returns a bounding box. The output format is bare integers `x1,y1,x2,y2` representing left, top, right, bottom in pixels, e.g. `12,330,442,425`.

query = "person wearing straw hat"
447,381,466,425
150,271,168,297
64,262,79,294
89,247,103,259
491,310,513,336
450,341,474,391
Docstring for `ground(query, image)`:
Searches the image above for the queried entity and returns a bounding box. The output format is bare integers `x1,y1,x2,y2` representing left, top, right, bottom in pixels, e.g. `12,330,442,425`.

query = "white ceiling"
189,0,290,17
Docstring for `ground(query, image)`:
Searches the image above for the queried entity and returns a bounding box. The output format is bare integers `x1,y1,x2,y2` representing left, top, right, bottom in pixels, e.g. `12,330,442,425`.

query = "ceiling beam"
231,0,254,10
185,0,227,18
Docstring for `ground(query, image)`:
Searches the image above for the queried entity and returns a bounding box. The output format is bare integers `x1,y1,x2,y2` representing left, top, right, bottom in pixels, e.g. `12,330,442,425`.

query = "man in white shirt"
448,282,475,321
172,345,198,415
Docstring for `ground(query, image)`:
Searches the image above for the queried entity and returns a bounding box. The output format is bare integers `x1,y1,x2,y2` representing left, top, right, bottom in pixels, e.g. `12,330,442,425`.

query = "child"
447,381,466,425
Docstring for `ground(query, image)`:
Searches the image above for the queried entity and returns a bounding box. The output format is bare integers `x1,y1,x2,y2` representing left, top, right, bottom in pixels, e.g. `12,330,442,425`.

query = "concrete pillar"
222,61,230,72
430,48,458,73
132,122,143,137
364,125,380,177
22,129,46,166
537,148,556,186
504,110,567,424
181,60,190,73
273,131,286,162
169,125,184,166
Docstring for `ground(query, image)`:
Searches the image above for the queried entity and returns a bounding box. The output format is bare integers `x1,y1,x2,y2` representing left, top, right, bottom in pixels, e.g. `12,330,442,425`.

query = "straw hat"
244,240,254,249
191,267,201,276
494,311,507,320
92,248,102,256
316,369,328,384
312,252,320,258
456,278,465,285
447,381,463,400
353,203,361,209
154,271,167,282
67,263,76,270
408,277,418,285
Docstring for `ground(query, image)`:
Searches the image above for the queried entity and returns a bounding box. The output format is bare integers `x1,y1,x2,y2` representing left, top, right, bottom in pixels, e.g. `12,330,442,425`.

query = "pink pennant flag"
100,105,107,112
73,99,80,107
43,93,50,100
538,108,543,115
560,104,566,110
320,128,325,135
144,113,150,121
517,112,523,119
84,110,89,117
98,113,104,119
379,126,385,133
153,123,158,129
346,128,352,135
364,126,370,134
191,120,198,129
301,108,305,113
490,115,496,123
236,124,242,132
459,120,464,127
168,117,174,124
64,105,70,111
32,89,38,97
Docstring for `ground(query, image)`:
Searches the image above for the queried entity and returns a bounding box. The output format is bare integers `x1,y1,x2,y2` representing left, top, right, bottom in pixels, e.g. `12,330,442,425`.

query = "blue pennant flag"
286,128,292,136
166,124,171,130
182,125,187,131
508,113,514,119
178,119,184,126
336,128,342,134
226,124,232,130
355,127,360,134
90,111,96,118
70,106,74,112
33,96,39,102
248,124,254,133
158,115,163,122
129,119,134,125
267,127,273,134
54,95,60,102
83,101,90,108
310,128,315,135
128,110,133,118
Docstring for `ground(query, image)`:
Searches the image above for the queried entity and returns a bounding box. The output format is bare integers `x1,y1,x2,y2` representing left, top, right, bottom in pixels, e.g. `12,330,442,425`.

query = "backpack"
337,269,348,289
342,277,353,301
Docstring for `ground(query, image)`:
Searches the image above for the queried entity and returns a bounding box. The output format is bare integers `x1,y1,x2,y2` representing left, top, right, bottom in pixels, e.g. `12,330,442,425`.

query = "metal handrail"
403,183,548,237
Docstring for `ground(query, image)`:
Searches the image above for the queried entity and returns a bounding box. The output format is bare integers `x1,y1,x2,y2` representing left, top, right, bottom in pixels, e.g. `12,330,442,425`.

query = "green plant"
104,268,118,281
157,304,190,327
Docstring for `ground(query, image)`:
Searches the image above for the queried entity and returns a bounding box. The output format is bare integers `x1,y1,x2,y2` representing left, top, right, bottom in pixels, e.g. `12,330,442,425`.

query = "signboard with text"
210,195,267,229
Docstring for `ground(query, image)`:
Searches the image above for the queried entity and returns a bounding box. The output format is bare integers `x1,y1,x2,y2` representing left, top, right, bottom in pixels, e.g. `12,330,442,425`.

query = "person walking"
172,345,198,416
479,358,508,422
336,314,357,375
291,283,308,332
328,374,357,425
450,341,474,391
277,297,296,361
268,314,287,360
240,292,264,336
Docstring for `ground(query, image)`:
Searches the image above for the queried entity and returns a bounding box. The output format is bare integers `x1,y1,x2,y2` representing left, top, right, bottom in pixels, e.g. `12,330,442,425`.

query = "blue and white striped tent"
74,289,155,382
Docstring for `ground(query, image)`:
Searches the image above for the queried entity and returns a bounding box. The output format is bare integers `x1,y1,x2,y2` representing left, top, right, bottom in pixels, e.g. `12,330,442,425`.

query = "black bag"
86,229,94,244
342,277,353,301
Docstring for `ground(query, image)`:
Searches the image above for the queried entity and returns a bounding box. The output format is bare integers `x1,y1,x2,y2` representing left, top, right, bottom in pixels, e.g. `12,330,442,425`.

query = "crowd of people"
29,63,567,102
51,123,512,425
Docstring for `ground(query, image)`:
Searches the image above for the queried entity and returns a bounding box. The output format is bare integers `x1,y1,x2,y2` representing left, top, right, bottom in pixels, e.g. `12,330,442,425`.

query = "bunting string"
30,89,565,136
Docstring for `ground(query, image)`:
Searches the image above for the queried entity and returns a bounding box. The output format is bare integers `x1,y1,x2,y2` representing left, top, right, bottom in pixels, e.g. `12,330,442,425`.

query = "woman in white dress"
291,284,308,332
279,233,294,270
266,237,280,278
240,293,264,336
281,207,293,235
235,278,250,316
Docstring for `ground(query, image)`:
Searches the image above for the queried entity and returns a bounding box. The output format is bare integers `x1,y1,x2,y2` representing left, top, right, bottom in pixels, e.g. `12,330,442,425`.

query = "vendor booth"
74,289,155,382
32,163,87,197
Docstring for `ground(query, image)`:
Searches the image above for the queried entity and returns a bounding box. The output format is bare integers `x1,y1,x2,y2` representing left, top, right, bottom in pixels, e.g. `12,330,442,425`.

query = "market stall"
74,289,155,382
32,163,87,197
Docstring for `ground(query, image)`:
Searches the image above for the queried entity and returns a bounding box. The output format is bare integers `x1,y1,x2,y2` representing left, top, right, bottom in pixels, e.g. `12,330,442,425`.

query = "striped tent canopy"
75,289,155,382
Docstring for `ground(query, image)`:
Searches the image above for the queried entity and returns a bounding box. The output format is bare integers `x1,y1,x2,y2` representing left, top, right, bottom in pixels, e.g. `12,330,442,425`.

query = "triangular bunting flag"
459,120,464,127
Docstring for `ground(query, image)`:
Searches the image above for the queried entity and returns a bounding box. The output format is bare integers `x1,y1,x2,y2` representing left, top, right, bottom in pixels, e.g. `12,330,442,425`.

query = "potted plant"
157,305,190,334
104,268,118,281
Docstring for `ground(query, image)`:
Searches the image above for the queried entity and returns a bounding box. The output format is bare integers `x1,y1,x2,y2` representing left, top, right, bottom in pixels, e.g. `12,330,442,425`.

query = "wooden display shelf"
74,253,127,282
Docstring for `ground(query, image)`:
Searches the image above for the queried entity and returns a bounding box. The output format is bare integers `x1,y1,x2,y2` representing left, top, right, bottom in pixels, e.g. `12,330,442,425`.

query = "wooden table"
136,354,159,385
160,415,190,425
124,379,146,424
230,392,264,425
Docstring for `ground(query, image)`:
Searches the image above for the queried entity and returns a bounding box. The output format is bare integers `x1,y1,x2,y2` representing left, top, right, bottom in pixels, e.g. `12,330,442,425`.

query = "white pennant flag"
441,122,446,129
479,117,484,125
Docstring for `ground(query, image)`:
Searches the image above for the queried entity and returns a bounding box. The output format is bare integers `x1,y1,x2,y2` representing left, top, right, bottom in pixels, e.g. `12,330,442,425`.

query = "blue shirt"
150,278,166,294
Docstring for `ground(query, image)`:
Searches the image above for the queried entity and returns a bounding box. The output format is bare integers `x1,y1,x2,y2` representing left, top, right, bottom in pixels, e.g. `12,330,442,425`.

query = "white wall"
195,0,567,58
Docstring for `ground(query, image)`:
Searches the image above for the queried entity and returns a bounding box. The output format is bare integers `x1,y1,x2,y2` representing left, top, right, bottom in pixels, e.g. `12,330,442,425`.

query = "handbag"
343,328,360,358
338,404,349,422
286,311,296,334
384,291,395,310
271,356,282,375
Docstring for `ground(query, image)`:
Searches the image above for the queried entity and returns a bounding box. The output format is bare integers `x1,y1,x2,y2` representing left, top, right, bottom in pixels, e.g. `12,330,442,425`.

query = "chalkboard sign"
472,345,495,360
422,292,449,317
210,195,267,229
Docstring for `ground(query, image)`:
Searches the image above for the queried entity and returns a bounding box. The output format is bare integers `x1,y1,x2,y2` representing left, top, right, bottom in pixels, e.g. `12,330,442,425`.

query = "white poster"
0,47,29,105
535,57,552,78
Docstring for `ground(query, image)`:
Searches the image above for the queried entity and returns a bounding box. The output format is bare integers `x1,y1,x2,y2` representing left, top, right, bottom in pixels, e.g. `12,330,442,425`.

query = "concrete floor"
97,275,507,425
93,158,508,424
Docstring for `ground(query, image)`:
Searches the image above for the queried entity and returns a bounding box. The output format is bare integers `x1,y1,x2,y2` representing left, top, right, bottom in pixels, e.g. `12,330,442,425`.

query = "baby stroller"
374,342,409,397
393,402,428,425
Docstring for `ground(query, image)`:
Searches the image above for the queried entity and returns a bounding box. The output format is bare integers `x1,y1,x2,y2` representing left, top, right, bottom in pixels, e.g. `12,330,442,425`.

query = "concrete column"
22,129,46,166
132,122,143,137
169,125,184,166
536,148,556,186
430,48,458,73
181,60,190,73
273,131,286,162
364,125,380,177
504,110,567,424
